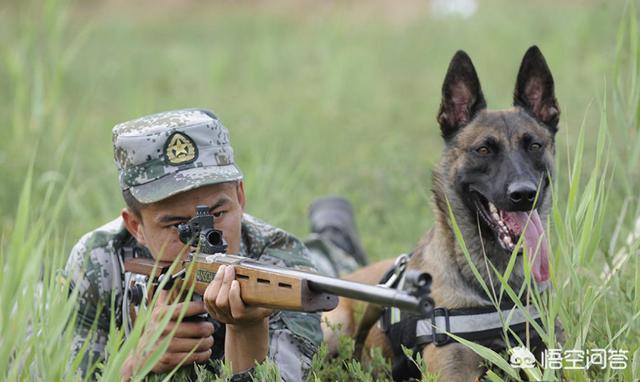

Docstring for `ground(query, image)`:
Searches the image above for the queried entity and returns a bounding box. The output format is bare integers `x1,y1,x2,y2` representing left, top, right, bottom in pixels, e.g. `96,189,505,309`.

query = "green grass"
0,0,639,380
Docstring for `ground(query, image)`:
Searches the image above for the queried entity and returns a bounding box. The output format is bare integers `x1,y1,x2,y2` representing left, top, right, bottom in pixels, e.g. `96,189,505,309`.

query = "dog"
322,46,559,381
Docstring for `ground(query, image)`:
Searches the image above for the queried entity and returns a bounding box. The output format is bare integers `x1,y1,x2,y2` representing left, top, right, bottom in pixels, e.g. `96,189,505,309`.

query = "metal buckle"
382,254,409,288
431,307,451,346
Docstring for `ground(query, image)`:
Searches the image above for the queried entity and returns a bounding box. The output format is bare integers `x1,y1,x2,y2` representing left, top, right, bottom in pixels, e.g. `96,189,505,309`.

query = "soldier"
65,108,366,381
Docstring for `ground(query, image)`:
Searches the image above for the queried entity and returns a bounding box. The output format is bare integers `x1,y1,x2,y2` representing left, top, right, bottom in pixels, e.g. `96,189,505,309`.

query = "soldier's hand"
121,291,214,380
203,265,273,326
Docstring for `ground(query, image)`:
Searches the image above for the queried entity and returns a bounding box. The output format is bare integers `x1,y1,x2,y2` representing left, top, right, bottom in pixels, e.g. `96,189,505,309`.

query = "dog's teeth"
489,203,497,214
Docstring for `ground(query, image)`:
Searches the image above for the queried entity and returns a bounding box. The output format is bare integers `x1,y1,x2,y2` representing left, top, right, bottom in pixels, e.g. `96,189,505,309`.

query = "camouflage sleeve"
64,232,120,378
266,311,321,381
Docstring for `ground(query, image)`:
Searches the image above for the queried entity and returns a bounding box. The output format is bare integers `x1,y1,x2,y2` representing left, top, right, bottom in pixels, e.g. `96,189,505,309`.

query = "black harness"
377,255,544,381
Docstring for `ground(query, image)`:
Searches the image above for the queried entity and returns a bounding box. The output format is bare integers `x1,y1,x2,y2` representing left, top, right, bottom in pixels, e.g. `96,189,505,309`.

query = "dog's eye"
476,146,491,155
529,143,542,152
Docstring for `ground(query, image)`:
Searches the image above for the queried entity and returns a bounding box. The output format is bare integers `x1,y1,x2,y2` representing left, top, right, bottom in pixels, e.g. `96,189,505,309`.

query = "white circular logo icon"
510,346,536,369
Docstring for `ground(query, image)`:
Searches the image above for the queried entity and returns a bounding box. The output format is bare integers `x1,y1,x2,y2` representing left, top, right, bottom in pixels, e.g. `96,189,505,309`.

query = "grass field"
1,0,639,380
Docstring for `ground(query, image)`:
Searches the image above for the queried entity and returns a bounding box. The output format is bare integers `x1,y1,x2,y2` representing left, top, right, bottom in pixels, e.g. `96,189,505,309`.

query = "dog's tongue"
502,210,550,283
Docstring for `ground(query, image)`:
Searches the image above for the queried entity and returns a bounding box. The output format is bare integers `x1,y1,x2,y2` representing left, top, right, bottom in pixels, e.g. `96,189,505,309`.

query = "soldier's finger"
151,361,174,374
228,280,246,320
154,300,202,321
163,320,214,338
159,349,212,367
203,265,225,303
152,301,185,320
203,267,226,317
188,349,213,364
170,300,207,320
167,336,214,353
157,288,169,305
214,266,234,312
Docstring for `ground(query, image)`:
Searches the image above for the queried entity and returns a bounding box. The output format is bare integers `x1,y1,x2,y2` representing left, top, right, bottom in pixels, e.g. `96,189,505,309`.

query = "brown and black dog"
322,46,559,381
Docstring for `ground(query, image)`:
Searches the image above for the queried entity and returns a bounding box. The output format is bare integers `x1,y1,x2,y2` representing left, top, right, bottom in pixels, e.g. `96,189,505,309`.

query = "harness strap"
414,304,542,347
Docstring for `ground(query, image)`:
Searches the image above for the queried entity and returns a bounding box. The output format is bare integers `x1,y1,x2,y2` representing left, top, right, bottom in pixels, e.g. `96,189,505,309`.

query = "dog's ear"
513,46,559,133
437,50,487,140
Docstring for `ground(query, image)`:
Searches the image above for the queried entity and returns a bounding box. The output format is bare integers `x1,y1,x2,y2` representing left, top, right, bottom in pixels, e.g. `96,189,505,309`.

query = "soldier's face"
123,181,246,261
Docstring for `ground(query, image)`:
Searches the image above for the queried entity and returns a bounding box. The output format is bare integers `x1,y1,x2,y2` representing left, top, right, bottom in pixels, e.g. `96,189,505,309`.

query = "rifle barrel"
305,275,430,315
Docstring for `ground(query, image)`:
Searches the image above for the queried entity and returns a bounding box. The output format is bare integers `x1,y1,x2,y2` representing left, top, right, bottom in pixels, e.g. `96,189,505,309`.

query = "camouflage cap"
112,108,243,204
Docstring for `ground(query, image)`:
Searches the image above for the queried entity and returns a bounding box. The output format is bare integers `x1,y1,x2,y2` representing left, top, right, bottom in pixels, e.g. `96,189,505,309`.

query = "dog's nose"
507,181,537,210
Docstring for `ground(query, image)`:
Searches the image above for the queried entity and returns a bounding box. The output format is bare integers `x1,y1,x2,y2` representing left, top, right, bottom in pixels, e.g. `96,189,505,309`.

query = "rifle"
123,205,434,315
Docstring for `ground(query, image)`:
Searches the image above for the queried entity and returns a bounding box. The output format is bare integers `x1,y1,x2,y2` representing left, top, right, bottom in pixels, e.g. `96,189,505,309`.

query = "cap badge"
164,132,198,165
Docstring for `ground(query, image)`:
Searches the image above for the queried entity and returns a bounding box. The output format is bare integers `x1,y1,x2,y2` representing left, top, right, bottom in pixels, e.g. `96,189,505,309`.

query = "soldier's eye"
476,146,491,156
212,211,226,218
529,143,542,152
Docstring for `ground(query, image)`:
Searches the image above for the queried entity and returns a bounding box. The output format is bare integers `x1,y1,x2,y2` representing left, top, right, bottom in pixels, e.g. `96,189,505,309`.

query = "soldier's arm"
204,270,321,382
203,265,272,376
221,311,321,382
64,234,117,378
245,238,322,381
204,234,322,381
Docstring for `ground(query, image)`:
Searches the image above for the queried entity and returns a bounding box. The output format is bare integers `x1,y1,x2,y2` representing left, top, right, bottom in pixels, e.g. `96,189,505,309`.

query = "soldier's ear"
513,46,559,133
236,181,246,210
122,208,146,246
437,50,487,140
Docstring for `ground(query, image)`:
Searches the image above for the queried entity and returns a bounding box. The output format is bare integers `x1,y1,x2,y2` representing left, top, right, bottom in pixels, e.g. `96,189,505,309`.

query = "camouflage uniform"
65,109,323,381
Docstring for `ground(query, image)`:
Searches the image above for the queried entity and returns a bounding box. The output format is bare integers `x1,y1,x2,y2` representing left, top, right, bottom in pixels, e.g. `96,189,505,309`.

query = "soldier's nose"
507,181,537,210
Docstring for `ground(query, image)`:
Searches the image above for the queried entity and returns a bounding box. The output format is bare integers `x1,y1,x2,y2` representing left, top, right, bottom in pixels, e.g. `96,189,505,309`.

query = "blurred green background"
0,0,631,259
